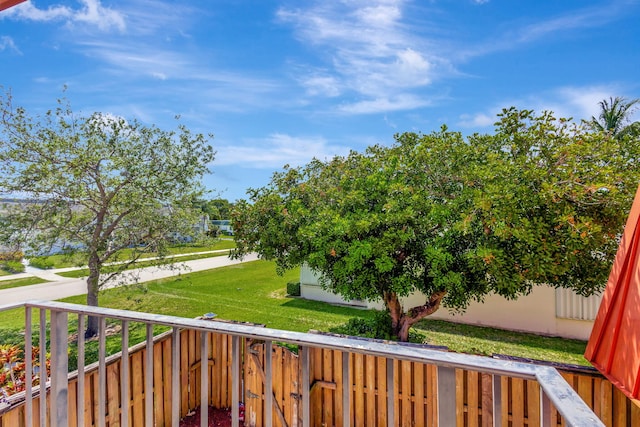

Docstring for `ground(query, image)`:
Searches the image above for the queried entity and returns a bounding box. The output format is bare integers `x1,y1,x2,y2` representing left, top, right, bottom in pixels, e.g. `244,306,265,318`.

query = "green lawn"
0,277,48,290
0,259,589,366
29,239,237,269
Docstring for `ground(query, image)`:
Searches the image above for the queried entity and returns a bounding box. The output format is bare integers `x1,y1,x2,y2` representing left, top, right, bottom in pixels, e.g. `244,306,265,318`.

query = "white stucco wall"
299,264,598,340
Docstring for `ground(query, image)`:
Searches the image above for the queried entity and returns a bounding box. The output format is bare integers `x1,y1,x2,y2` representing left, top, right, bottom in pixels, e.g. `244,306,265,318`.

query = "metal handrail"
0,299,604,427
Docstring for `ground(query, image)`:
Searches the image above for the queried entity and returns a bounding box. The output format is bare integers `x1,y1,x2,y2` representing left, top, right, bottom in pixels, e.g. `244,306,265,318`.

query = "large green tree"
0,92,215,336
232,108,640,341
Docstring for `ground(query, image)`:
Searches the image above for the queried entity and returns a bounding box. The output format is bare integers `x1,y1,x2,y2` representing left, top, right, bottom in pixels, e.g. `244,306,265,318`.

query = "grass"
0,276,48,290
0,259,589,367
413,319,589,366
29,239,237,269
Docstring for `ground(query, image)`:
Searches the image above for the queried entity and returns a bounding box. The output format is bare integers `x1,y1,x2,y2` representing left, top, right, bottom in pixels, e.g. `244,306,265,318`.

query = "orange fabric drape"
585,184,640,401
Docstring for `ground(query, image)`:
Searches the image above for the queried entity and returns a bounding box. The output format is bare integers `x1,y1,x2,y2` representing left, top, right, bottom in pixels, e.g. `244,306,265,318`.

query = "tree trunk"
383,290,447,342
85,252,101,338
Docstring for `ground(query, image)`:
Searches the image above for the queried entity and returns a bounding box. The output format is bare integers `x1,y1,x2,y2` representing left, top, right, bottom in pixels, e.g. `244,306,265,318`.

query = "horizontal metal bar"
535,367,605,426
10,299,601,426
18,300,542,378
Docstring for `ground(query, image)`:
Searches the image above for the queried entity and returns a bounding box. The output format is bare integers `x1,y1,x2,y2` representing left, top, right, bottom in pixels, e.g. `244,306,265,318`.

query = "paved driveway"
0,253,260,305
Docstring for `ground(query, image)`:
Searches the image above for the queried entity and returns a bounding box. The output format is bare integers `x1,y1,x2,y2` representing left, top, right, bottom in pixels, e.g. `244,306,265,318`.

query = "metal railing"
0,299,604,427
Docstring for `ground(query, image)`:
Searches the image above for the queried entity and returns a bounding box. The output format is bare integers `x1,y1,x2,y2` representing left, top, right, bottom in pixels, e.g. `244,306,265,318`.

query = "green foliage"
0,91,215,332
0,260,24,273
286,281,301,296
330,310,425,343
28,256,54,269
0,250,23,262
232,107,640,340
589,96,639,138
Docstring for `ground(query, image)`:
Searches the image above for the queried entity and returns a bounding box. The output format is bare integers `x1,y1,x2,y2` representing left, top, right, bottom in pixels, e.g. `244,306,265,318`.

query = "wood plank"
526,380,540,426
153,339,165,427
377,356,387,427
132,351,144,427
401,360,412,427
180,330,189,416
163,337,173,427
221,334,229,408
189,329,198,411
212,333,222,407
334,349,344,427
456,369,465,426
630,399,640,426
577,374,593,409
467,370,479,427
273,346,283,427
365,354,376,426
613,386,627,426
511,378,525,426
68,379,78,427
596,378,612,426
501,376,509,427
283,347,293,427
354,353,365,427
324,349,335,427
107,361,121,426
413,362,425,426
480,373,492,427
427,364,437,427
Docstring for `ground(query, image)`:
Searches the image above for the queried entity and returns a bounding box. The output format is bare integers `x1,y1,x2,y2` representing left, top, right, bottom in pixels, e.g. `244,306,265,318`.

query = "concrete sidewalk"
0,253,260,305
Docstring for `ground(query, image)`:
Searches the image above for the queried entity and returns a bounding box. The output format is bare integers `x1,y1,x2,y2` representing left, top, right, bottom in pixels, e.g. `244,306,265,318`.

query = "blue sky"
1,0,639,202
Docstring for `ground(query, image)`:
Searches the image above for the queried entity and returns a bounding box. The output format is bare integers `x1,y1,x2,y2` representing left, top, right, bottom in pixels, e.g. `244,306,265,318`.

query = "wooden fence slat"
132,351,144,427
456,369,465,426
376,356,387,427
481,373,492,427
527,380,540,426
7,329,640,427
414,362,425,426
354,353,365,427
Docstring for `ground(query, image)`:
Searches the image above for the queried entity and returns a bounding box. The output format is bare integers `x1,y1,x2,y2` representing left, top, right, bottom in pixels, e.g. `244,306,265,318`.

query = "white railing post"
172,327,181,427
231,335,241,427
98,317,107,427
24,307,33,427
437,366,456,426
492,374,502,427
121,320,130,427
39,308,47,427
200,331,209,427
342,351,350,426
77,314,86,427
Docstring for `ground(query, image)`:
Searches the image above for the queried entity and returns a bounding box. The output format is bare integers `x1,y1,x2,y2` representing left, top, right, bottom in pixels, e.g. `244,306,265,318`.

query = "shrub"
286,281,301,296
1,260,25,274
28,257,54,269
330,310,425,343
0,251,23,262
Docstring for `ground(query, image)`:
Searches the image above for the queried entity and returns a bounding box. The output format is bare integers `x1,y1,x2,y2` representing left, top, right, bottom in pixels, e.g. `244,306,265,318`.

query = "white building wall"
299,264,600,340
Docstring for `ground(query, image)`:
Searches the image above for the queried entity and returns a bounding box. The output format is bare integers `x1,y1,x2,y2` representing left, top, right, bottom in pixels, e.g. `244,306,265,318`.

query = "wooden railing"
0,300,618,426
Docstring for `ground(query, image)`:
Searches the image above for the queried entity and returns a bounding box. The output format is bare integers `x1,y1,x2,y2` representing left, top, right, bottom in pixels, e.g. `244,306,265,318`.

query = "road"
0,253,260,305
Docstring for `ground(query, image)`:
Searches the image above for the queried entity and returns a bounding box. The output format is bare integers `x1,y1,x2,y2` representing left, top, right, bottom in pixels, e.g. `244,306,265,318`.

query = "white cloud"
215,134,350,168
457,113,494,128
0,36,21,54
339,94,431,115
4,0,125,32
277,1,448,113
